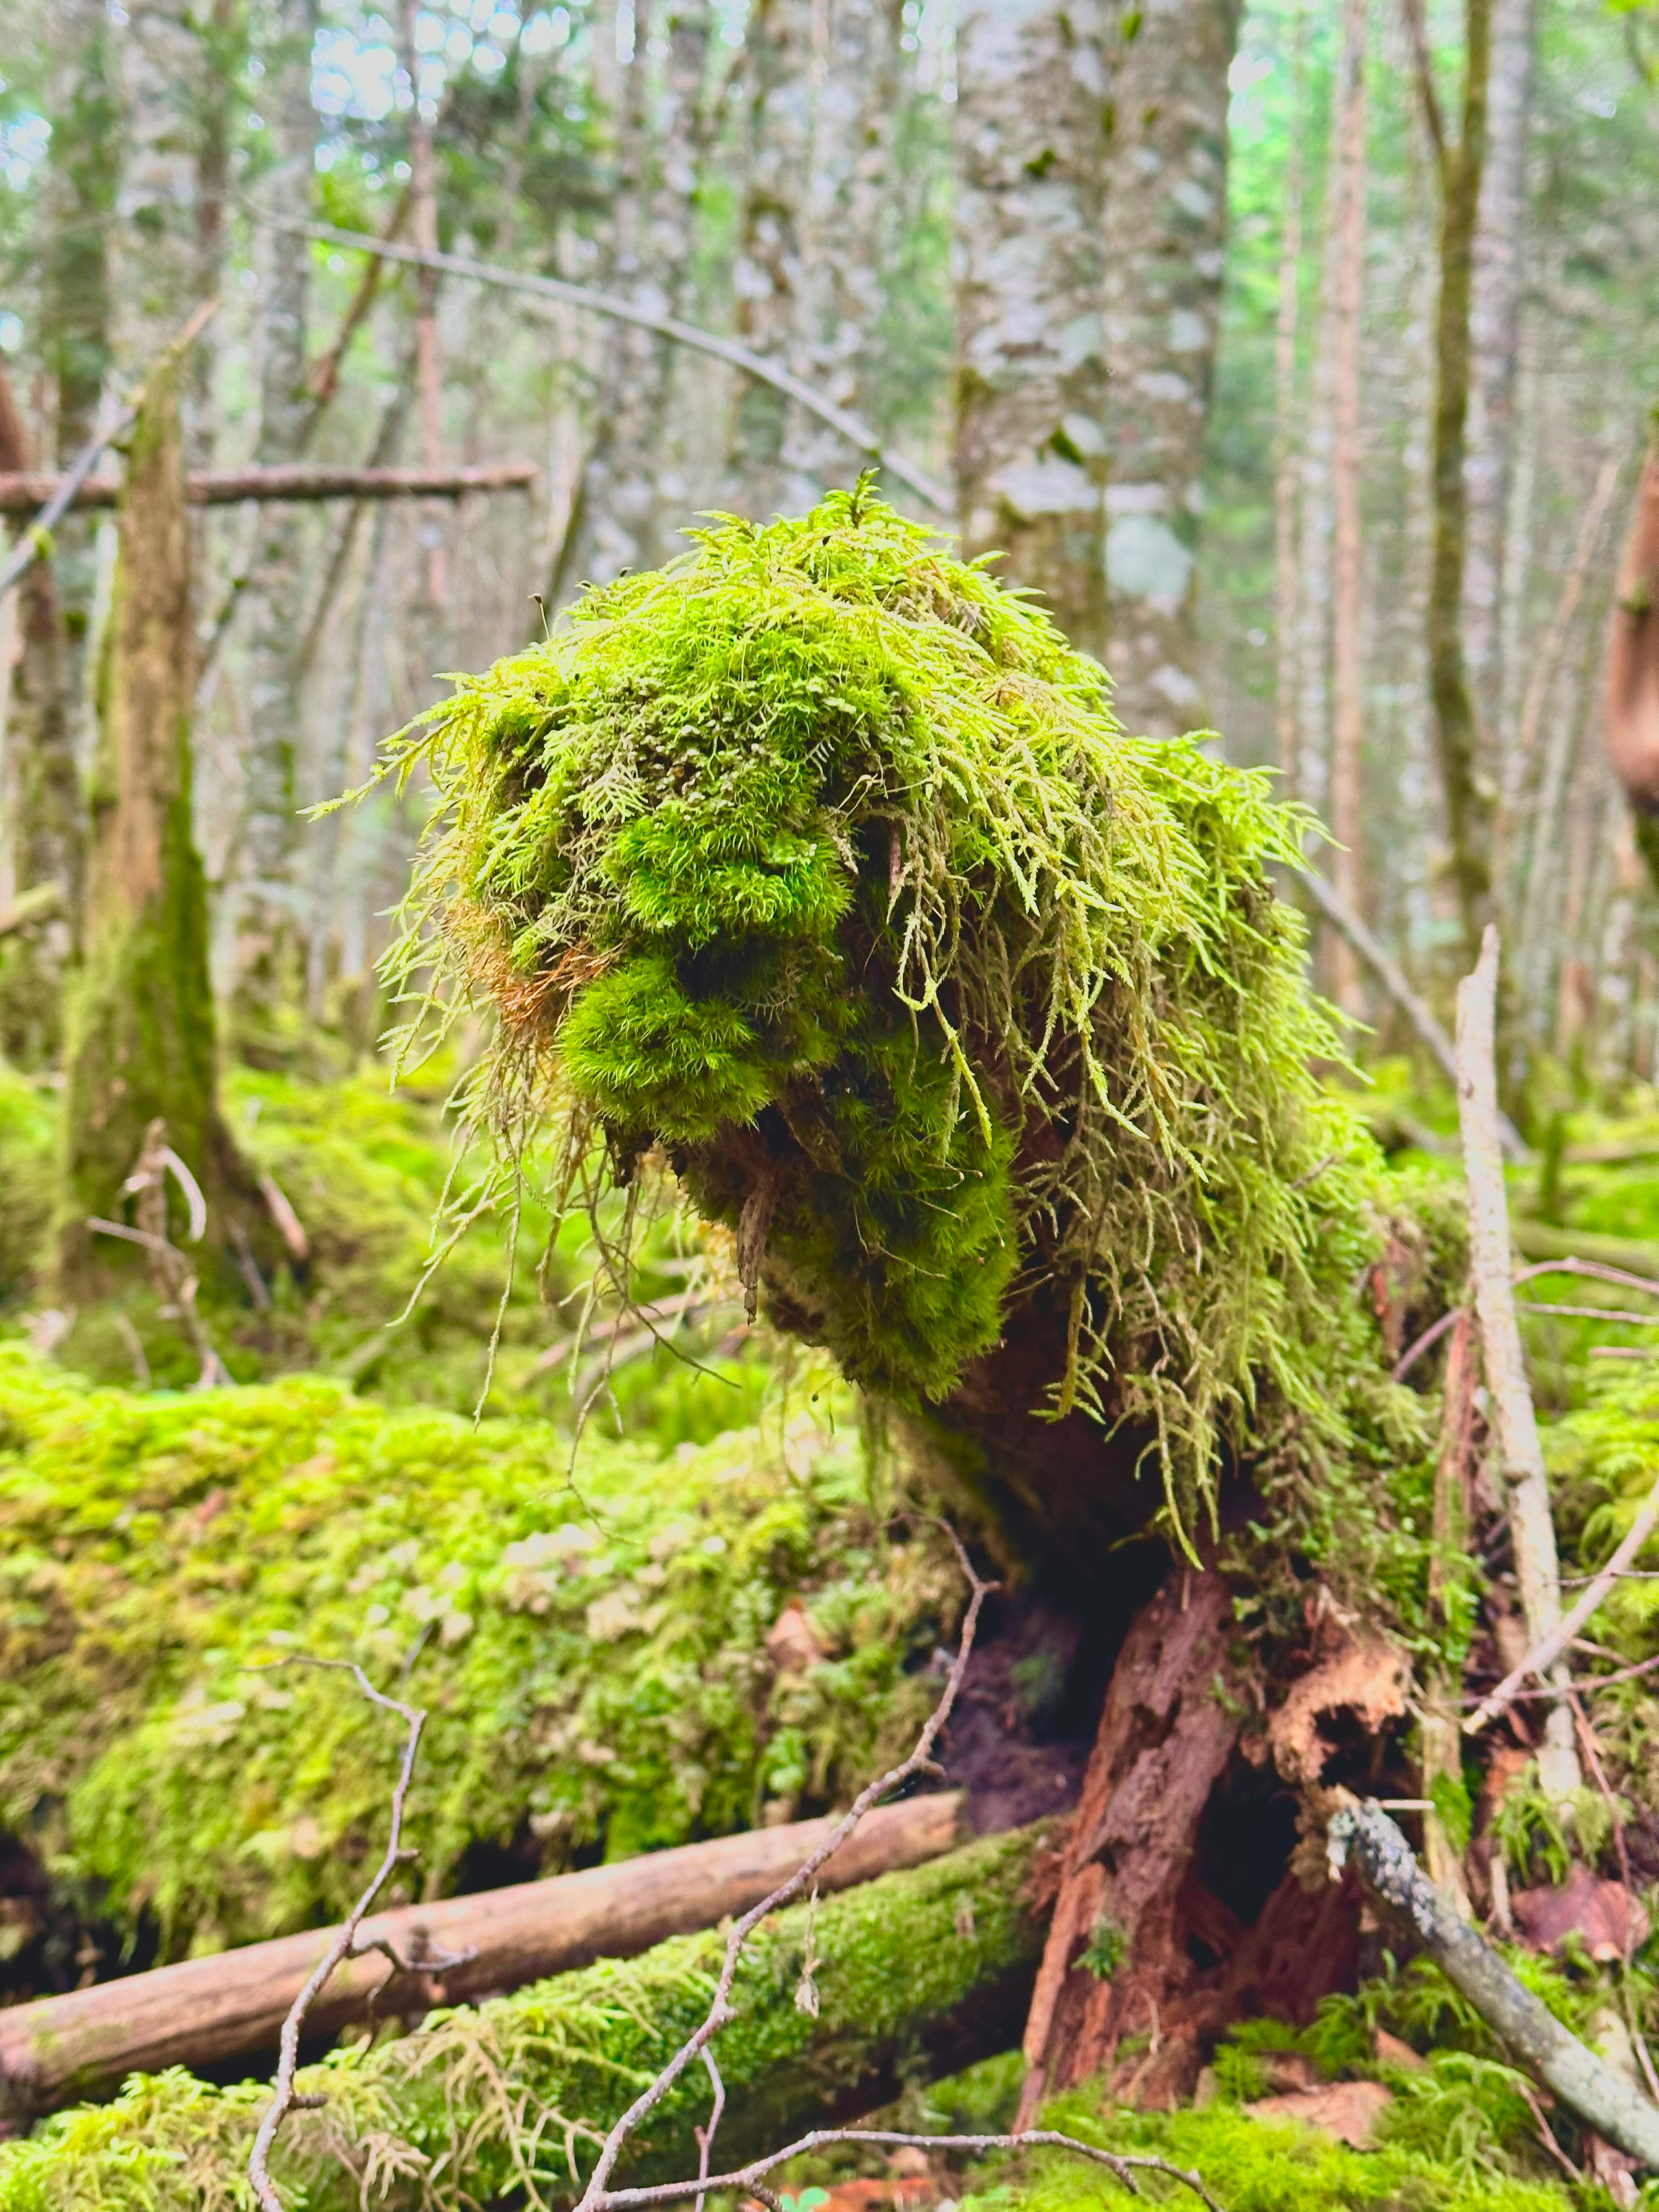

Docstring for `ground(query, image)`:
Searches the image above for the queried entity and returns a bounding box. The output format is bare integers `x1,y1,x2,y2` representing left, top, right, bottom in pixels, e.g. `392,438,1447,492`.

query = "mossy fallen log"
0,1822,1053,2212
369,488,1399,1552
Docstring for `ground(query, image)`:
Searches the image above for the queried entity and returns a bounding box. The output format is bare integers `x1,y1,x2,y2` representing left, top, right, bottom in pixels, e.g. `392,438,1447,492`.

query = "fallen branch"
0,461,537,512
1298,863,1527,1161
89,1119,228,1389
1465,1470,1659,1735
0,1794,964,2113
1393,1255,1659,1381
1456,927,1580,1795
1328,1799,1659,2168
244,207,952,517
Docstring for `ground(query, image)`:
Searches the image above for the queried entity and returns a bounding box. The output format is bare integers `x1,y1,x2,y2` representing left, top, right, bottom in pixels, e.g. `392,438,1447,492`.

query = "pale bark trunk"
1462,0,1535,739
954,0,1109,661
1272,7,1308,793
233,0,321,1029
399,0,447,612
1328,0,1368,1013
57,359,232,1294
778,0,905,509
553,2,712,597
1099,0,1241,732
723,0,814,518
1421,1307,1476,1910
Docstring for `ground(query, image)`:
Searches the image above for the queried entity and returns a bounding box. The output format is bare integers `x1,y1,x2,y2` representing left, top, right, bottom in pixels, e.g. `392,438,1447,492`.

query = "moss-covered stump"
0,1824,1051,2212
369,488,1401,1554
0,1346,960,1976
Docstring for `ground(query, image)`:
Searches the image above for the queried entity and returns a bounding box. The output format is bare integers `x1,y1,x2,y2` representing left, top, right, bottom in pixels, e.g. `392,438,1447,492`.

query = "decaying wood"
0,462,537,513
1015,1571,1245,2122
1331,1798,1659,2167
0,1794,964,2121
1455,925,1581,1797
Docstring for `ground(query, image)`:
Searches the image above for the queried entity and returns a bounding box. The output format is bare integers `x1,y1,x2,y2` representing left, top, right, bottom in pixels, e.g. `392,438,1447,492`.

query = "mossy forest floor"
6,1046,1659,2209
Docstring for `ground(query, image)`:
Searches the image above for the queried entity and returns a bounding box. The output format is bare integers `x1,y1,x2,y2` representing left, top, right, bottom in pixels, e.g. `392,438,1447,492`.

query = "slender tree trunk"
1099,0,1242,732
57,357,233,1292
231,0,321,1033
954,0,1109,661
1605,433,1659,891
0,371,83,1065
399,0,447,612
1417,0,1495,960
1273,5,1308,795
1328,0,1368,1013
778,0,905,509
722,0,814,519
553,1,712,598
1462,0,1535,741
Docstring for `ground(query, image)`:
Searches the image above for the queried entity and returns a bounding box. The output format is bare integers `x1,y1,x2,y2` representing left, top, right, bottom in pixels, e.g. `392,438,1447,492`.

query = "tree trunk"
723,0,814,519
398,0,448,613
1328,0,1368,1014
1462,0,1535,742
56,358,234,1294
0,369,84,1066
232,0,321,1034
1099,0,1241,734
553,1,713,598
778,0,905,510
1605,432,1659,892
1272,6,1308,795
954,0,1109,661
1419,0,1496,961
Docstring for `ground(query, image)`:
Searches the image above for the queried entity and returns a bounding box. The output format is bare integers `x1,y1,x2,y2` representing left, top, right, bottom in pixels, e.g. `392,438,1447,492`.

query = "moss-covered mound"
0,1347,957,1966
0,1826,1047,2212
373,488,1379,1529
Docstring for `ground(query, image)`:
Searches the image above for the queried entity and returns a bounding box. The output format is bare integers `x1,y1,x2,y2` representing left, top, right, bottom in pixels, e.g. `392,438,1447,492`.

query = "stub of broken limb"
1328,1797,1659,2170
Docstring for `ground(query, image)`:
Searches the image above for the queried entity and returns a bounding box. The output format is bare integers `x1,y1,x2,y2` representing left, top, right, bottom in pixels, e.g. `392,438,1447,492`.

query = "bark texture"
56,363,231,1292
233,0,322,1027
955,0,1109,661
1462,0,1535,736
1099,0,1241,731
554,2,712,597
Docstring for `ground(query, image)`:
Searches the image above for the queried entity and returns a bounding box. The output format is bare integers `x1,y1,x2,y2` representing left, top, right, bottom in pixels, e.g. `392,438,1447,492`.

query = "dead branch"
244,207,952,517
1465,1469,1659,1734
593,2128,1225,2212
1456,927,1580,1795
1394,1256,1659,1381
89,1118,228,1388
0,461,537,512
569,1527,993,2212
258,1172,311,1263
1297,862,1527,1162
248,1661,427,2212
1329,1799,1659,2167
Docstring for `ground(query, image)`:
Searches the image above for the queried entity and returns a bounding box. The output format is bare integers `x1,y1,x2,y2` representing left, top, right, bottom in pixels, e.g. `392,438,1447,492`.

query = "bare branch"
1394,1256,1659,1381
248,1662,427,2212
592,2129,1225,2212
572,1525,995,2212
1465,1468,1659,1734
690,2049,724,2212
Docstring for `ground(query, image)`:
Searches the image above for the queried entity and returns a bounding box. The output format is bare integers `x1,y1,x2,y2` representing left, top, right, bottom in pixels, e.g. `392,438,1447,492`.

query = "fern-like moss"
366,486,1387,1533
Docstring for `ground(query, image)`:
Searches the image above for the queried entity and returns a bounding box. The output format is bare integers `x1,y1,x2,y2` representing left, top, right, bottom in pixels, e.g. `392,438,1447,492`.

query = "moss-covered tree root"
0,1822,1052,2212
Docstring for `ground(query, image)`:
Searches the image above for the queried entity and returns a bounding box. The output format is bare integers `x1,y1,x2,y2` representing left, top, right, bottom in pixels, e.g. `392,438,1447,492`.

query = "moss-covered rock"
0,1824,1049,2212
369,487,1389,1539
0,1346,959,1961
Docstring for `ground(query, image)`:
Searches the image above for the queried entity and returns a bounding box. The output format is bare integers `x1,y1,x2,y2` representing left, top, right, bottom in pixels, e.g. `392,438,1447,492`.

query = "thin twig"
594,2129,1225,2212
1395,1256,1659,1381
571,1525,995,2212
690,2049,724,2212
248,1660,427,2212
1465,1468,1659,1734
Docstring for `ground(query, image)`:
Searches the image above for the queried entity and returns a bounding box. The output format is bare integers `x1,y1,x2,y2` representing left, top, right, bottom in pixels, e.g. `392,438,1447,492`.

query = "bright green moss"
368,487,1385,1532
0,1826,1048,2212
0,1345,958,1957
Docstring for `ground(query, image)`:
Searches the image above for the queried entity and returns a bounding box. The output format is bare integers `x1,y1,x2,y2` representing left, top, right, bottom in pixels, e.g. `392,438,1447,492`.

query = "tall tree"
1098,0,1242,732
553,2,714,597
954,0,1109,661
1462,0,1536,741
399,0,448,611
57,353,233,1290
1407,0,1495,960
232,0,322,1029
1272,4,1308,795
1328,0,1369,1011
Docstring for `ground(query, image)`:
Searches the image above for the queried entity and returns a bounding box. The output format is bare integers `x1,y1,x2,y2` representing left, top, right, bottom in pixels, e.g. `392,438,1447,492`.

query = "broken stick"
1330,1799,1659,2168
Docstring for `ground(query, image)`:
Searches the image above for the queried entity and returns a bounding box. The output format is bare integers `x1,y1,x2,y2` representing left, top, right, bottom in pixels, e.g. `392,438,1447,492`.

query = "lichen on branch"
369,484,1380,1531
